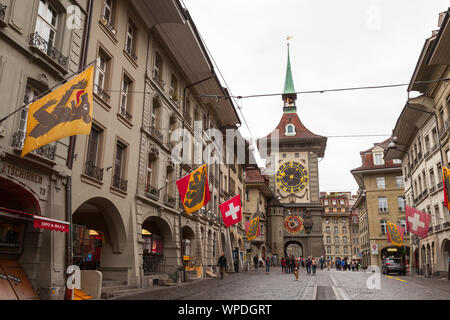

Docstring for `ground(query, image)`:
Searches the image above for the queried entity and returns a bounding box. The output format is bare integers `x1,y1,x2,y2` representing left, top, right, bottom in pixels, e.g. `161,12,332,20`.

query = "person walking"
294,259,299,281
320,256,324,270
327,259,331,271
306,256,312,275
218,252,227,280
286,256,291,274
265,256,271,273
253,255,258,271
281,257,286,273
290,256,295,273
312,257,317,275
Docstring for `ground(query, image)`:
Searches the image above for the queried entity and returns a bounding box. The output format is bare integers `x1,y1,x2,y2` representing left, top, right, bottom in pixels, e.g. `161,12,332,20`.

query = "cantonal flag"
443,166,450,208
219,195,242,228
405,206,431,239
176,164,210,214
386,221,404,247
245,216,260,241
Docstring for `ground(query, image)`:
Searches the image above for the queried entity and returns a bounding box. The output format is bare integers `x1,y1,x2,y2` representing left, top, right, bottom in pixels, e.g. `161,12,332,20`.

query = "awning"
0,207,69,233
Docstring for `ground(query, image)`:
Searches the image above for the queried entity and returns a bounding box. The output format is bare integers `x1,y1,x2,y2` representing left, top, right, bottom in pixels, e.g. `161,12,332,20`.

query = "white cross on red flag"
219,195,242,228
405,206,431,239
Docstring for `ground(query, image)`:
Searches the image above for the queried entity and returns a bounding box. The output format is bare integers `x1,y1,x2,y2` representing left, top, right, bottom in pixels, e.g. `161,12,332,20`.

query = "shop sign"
183,256,190,261
33,217,69,233
0,160,49,201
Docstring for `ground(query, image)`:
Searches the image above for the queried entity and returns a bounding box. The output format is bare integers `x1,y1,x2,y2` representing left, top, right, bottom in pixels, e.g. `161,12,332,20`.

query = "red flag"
405,206,431,239
219,195,242,228
176,164,210,214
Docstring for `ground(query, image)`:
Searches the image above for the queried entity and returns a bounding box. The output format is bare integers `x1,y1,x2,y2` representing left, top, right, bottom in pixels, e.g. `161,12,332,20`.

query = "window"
335,236,339,243
282,154,286,159
332,200,337,205
378,197,388,213
393,159,402,164
86,126,101,166
343,236,347,244
245,189,249,201
398,196,405,212
327,246,331,254
102,0,113,23
324,200,329,205
170,74,178,101
19,84,41,137
437,163,442,183
326,226,330,233
432,128,438,146
325,208,329,213
125,21,136,57
425,135,430,152
396,176,404,188
113,141,128,191
340,199,345,205
35,0,58,48
153,52,163,83
295,153,299,158
343,227,347,234
374,153,384,165
344,246,348,254
95,51,111,100
380,220,387,235
285,124,296,136
334,226,338,234
376,177,385,189
120,74,132,119
334,219,338,224
399,219,407,235
325,219,329,224
335,247,340,254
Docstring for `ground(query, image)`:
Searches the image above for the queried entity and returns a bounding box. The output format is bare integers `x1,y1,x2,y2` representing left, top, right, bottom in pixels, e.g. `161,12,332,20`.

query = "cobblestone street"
115,266,450,300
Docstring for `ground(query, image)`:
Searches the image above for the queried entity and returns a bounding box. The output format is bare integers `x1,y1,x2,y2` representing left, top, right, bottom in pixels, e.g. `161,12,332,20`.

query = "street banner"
22,66,94,158
245,216,260,241
386,221,404,247
176,164,210,214
219,195,242,228
405,206,431,239
443,166,450,208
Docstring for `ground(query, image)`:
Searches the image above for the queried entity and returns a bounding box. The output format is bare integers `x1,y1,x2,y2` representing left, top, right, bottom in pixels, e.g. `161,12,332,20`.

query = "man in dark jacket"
306,256,312,275
218,252,227,280
253,255,258,271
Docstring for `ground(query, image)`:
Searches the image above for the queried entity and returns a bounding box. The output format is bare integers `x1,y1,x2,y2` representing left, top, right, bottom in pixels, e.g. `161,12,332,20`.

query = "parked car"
382,257,406,275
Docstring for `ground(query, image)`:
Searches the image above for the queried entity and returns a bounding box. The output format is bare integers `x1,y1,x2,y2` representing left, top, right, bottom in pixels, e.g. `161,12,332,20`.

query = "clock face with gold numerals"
276,161,309,193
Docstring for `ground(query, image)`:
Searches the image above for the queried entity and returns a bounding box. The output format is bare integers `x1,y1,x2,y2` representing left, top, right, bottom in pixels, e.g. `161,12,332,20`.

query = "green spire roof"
283,45,295,94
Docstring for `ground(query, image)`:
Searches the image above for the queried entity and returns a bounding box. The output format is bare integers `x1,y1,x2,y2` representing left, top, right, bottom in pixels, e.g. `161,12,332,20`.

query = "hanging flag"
443,166,450,208
245,216,260,241
386,221,404,247
21,66,95,158
219,195,242,228
176,164,210,214
405,206,431,239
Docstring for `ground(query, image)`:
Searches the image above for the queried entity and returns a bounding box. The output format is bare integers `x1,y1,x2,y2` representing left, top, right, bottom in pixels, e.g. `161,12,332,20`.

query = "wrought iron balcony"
125,47,137,61
112,175,128,192
145,184,160,200
164,194,176,208
29,33,68,70
84,162,104,182
0,4,6,23
94,84,111,101
119,107,132,121
149,126,163,143
11,130,56,160
100,15,117,36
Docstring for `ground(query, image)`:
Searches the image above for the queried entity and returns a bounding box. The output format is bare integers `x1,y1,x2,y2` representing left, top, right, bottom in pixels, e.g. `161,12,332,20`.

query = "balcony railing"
94,85,111,101
145,184,160,200
437,181,443,189
112,175,128,192
11,131,56,160
0,4,6,23
164,194,176,208
119,107,132,121
29,32,68,70
149,126,163,143
100,15,117,36
84,162,104,182
125,47,137,61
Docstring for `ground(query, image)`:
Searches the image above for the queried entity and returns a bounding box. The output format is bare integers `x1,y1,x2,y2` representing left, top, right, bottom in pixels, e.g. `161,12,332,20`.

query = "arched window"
285,124,296,136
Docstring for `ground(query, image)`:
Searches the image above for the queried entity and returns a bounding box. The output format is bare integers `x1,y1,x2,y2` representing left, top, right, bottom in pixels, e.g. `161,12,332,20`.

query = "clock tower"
263,45,327,260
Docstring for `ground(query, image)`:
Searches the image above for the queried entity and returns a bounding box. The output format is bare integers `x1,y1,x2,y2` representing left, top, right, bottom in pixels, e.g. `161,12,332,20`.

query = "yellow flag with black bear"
21,66,94,158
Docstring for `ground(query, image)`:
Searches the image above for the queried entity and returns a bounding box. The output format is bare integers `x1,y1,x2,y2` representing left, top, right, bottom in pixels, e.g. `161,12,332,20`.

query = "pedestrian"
286,256,291,274
289,256,294,273
320,256,324,270
294,261,299,281
218,252,227,280
253,255,258,270
327,259,331,271
265,256,271,273
281,257,286,273
259,256,264,268
312,257,317,275
306,256,312,275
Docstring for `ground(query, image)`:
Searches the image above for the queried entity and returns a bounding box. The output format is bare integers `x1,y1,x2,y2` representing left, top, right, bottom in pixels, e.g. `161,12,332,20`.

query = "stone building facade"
384,9,450,276
0,0,89,299
351,140,410,268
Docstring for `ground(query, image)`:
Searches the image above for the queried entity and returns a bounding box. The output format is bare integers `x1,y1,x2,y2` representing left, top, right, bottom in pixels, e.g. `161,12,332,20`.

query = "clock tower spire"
282,43,297,113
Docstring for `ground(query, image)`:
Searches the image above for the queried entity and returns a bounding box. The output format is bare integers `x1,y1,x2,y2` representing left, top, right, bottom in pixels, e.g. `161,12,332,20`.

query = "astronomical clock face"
276,161,309,193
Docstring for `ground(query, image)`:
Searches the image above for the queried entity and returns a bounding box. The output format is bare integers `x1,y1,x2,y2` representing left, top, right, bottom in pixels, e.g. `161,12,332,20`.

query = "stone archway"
441,239,450,273
181,225,196,266
73,197,128,273
142,215,174,275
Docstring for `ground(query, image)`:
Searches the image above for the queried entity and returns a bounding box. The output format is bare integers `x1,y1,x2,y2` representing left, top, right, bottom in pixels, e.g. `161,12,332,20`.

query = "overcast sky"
182,0,449,194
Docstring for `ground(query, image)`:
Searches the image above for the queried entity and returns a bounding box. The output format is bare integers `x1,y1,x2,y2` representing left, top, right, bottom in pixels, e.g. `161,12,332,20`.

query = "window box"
145,185,160,200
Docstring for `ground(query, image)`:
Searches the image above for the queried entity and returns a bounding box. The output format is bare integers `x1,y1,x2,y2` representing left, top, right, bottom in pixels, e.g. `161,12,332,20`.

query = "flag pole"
0,60,96,125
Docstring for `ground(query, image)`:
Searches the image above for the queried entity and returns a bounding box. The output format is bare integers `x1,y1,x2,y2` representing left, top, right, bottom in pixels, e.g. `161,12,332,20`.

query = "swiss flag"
405,206,431,239
219,195,242,228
